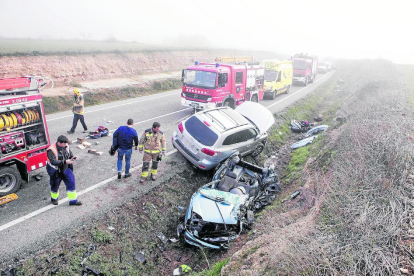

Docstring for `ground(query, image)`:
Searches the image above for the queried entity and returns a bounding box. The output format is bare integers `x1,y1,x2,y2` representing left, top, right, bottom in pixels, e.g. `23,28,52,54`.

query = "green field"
0,38,193,56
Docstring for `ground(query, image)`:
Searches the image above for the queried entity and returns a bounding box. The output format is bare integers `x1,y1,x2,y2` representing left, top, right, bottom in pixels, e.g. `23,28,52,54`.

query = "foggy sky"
1,0,413,64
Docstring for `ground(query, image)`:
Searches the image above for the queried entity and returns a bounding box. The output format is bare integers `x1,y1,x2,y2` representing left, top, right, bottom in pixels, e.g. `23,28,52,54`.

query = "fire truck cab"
0,77,51,196
181,57,265,110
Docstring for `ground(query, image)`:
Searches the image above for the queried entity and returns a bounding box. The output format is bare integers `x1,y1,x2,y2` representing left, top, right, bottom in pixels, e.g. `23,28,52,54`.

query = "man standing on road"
46,135,82,206
67,88,88,134
139,122,166,183
113,118,139,179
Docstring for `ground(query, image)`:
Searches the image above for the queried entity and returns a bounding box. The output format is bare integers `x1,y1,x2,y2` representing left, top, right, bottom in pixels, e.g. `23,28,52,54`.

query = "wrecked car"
291,125,328,149
172,101,274,170
177,153,280,249
290,119,313,133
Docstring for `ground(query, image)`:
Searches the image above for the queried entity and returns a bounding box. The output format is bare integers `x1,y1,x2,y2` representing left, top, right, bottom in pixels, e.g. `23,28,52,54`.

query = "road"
0,72,334,260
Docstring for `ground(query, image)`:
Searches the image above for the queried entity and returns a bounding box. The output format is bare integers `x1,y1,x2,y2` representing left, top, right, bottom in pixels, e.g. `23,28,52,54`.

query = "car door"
237,128,258,154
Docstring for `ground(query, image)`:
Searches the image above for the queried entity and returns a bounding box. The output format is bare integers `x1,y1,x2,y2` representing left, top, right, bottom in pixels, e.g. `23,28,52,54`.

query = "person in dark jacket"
46,135,82,206
113,118,138,179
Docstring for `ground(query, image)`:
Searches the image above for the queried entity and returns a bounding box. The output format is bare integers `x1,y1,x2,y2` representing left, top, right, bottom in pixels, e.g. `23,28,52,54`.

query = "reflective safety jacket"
47,143,73,171
139,128,166,153
72,94,85,115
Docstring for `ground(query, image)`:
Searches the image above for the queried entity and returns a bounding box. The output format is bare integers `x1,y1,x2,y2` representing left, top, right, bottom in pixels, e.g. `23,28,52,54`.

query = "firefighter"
46,135,82,206
67,88,88,134
139,122,166,183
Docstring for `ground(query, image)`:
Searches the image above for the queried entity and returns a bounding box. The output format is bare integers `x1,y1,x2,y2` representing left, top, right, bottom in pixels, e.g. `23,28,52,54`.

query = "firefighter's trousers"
47,165,78,204
141,152,159,179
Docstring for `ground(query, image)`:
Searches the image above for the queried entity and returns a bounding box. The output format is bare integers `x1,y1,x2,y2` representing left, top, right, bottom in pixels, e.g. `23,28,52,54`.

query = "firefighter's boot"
140,161,150,183
151,174,157,181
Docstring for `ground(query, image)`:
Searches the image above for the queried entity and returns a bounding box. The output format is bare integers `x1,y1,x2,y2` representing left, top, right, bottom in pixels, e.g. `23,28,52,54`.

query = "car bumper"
293,77,305,82
172,133,221,170
181,98,217,110
184,230,222,249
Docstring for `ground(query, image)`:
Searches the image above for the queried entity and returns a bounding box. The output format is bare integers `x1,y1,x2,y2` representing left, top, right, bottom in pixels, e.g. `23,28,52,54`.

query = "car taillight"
178,122,184,133
201,148,220,156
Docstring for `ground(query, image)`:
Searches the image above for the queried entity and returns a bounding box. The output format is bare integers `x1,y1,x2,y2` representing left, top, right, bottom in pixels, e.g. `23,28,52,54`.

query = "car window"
222,132,238,145
237,128,257,143
235,72,243,84
185,116,218,146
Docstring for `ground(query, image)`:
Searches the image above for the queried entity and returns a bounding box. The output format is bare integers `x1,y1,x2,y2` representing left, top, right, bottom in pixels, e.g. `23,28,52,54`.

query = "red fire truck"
290,53,318,86
0,77,51,196
180,57,265,110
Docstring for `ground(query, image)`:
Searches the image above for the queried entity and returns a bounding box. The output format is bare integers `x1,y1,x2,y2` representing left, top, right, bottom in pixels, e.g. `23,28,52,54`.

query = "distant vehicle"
318,62,328,73
0,77,52,195
181,57,265,110
177,152,280,249
262,60,293,100
172,102,274,170
325,62,333,72
290,53,318,86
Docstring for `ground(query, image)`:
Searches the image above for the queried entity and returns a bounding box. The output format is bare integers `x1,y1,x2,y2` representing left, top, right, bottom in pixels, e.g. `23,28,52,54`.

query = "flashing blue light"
215,63,219,67
195,61,199,65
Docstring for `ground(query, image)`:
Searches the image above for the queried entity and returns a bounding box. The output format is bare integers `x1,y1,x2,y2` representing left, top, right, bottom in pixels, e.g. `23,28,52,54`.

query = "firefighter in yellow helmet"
67,88,88,134
139,122,166,183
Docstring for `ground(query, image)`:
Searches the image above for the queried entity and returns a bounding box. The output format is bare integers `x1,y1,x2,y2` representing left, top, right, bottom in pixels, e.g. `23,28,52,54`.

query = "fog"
1,0,413,64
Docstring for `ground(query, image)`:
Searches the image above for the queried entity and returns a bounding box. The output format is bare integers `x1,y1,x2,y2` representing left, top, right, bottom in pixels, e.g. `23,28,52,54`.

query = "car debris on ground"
0,193,18,206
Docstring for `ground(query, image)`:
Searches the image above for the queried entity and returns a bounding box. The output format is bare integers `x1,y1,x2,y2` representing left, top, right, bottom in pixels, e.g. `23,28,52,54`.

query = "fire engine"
0,77,51,196
181,56,264,110
290,53,318,86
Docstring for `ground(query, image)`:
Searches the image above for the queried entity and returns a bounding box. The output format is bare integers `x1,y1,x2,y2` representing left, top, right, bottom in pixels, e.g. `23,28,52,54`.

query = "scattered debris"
95,142,100,145
157,232,168,244
173,265,192,275
176,255,182,262
32,173,43,181
77,145,86,150
290,119,312,133
82,266,104,276
178,206,185,211
314,114,323,122
51,267,59,274
106,121,113,124
77,138,86,144
107,226,115,231
290,136,316,150
80,244,95,266
400,268,410,274
46,255,57,263
0,193,18,206
169,238,178,243
290,191,301,199
82,142,91,148
88,149,97,154
95,151,103,156
134,252,146,264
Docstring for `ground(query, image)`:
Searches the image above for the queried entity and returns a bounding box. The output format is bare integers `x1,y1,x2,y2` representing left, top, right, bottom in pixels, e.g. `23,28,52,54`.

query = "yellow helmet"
73,88,81,96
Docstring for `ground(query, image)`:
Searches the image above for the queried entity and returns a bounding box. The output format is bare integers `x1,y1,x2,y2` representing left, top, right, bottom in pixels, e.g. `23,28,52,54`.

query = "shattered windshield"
293,60,307,70
183,70,217,89
200,188,248,206
264,70,278,82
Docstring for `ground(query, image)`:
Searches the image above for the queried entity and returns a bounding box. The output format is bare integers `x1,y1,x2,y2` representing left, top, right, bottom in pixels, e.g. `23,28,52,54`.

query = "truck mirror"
181,77,184,83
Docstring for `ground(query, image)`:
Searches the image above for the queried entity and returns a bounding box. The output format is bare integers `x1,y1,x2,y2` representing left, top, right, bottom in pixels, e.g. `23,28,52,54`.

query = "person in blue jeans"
112,118,139,179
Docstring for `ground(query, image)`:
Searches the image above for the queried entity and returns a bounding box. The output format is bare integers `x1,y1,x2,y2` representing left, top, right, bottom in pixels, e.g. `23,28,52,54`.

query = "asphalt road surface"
0,71,334,261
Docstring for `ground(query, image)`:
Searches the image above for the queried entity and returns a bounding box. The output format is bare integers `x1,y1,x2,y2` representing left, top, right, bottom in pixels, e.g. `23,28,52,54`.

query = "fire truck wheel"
223,99,234,109
304,78,308,87
0,167,22,196
251,95,258,103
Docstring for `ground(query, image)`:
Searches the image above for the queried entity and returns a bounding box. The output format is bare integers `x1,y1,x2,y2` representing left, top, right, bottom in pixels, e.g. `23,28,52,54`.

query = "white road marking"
266,73,329,109
47,91,181,121
1,73,332,232
0,150,177,232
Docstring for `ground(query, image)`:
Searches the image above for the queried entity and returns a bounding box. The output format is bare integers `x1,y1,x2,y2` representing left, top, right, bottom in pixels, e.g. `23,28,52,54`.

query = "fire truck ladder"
0,76,52,95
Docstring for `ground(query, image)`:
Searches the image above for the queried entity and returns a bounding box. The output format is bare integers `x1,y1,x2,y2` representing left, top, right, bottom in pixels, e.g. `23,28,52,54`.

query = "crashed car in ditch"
177,153,280,249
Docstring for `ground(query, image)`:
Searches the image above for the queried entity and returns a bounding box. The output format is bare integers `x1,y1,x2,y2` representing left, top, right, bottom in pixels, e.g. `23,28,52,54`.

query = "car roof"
195,107,250,133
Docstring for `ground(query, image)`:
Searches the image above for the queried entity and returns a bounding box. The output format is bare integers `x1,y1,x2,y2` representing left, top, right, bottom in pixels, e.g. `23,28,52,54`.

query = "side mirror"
181,77,184,83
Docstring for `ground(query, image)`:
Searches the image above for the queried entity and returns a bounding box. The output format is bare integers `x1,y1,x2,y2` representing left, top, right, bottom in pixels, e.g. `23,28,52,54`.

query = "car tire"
285,85,290,94
223,99,234,109
251,95,258,103
271,91,276,100
304,77,308,86
251,143,265,157
0,166,22,196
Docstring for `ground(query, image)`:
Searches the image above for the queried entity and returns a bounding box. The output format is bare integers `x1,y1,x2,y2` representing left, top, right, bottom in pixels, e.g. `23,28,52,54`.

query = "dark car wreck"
177,153,280,249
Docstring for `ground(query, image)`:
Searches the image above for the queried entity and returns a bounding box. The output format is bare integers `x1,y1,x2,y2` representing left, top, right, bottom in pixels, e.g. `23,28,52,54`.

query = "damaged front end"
178,183,248,249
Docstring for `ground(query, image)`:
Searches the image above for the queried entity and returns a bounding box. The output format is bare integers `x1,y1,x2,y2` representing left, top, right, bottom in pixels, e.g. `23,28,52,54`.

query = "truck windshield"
293,60,307,70
183,70,217,89
264,70,278,82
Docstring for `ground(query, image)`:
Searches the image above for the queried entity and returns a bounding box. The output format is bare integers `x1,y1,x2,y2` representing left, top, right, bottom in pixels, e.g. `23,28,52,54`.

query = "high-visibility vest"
47,143,70,169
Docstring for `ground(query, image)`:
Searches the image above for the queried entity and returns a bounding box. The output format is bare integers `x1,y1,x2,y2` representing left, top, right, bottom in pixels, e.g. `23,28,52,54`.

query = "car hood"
188,188,248,225
235,102,274,134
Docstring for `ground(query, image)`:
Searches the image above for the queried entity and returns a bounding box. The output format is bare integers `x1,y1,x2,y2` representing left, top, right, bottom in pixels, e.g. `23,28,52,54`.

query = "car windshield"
183,70,217,89
185,116,218,146
293,60,307,70
264,70,278,81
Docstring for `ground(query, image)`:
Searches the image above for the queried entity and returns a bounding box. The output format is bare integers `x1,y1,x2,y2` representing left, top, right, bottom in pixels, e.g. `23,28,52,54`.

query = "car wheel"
271,91,276,100
304,78,308,86
0,166,22,196
251,95,258,103
251,143,265,157
223,99,234,109
285,85,290,94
